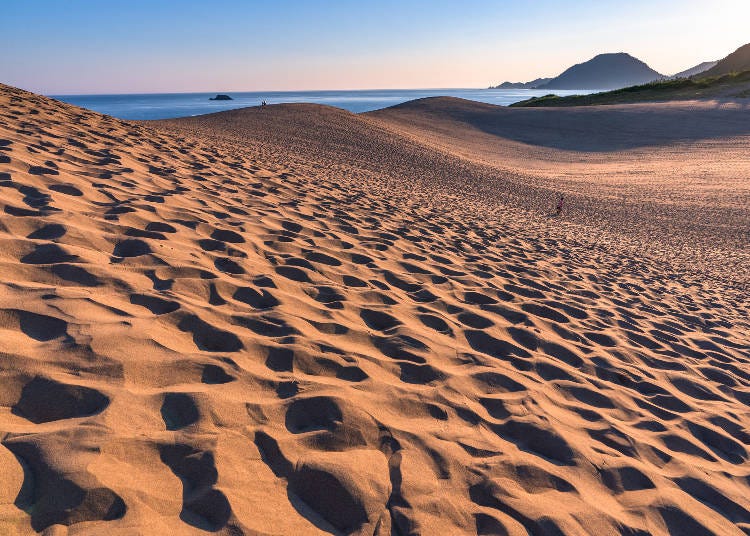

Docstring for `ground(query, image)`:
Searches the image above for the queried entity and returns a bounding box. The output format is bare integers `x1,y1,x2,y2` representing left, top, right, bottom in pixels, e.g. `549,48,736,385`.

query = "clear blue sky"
2,0,748,94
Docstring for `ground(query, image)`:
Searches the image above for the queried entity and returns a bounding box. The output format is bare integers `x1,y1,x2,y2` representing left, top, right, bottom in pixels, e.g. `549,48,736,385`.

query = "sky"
2,0,749,94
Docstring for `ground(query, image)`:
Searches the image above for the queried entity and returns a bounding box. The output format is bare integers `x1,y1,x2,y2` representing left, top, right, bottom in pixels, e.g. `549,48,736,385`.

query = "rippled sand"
0,84,748,535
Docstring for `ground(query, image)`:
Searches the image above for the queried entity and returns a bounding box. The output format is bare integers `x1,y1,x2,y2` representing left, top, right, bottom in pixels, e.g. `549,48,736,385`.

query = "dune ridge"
0,83,749,535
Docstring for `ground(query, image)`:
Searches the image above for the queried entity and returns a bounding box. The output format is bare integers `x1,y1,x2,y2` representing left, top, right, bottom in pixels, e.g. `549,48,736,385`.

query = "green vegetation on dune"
510,70,750,107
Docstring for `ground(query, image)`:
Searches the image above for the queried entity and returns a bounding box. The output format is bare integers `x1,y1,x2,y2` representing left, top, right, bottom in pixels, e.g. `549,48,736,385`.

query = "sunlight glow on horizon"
2,0,749,94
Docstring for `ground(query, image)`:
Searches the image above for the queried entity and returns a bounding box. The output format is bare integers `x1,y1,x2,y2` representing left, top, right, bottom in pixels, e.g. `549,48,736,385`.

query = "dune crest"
0,83,749,535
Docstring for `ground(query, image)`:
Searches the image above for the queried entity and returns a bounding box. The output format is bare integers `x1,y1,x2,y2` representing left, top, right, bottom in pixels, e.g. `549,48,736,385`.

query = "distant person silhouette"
555,194,564,216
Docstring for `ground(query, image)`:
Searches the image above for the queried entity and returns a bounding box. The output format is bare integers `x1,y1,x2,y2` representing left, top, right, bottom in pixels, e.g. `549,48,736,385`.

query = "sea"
50,88,595,120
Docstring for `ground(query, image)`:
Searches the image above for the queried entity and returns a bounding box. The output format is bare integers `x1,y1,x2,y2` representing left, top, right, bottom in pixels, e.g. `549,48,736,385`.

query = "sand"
0,83,749,535
158,97,750,285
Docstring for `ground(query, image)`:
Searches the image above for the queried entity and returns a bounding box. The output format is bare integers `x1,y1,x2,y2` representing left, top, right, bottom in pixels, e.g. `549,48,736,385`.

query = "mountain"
537,53,663,90
489,77,552,89
669,61,717,79
701,42,750,77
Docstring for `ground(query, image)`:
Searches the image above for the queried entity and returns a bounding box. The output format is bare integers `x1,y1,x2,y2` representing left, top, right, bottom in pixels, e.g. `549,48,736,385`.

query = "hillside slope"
0,84,749,535
703,42,750,77
670,60,717,79
512,70,750,107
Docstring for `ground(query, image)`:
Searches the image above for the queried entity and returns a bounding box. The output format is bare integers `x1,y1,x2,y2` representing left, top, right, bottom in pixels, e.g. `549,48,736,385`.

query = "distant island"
489,77,552,90
209,94,233,101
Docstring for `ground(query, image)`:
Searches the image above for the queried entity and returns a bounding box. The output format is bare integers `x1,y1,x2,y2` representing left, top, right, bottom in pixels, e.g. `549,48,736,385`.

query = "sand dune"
161,97,750,284
0,83,749,535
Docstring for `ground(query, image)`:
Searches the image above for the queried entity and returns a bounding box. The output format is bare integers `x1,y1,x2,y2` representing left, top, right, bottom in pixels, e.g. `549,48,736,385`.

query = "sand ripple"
0,84,748,535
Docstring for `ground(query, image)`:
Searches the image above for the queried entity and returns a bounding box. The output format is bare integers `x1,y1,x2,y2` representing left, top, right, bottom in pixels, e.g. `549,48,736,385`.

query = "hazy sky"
3,0,748,94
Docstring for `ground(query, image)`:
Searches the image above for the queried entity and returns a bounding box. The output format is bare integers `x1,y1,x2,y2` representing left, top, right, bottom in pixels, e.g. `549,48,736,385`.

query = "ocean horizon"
50,88,597,120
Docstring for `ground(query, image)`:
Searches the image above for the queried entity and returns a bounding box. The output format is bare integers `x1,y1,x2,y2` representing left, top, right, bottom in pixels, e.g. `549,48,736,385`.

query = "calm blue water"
50,89,595,120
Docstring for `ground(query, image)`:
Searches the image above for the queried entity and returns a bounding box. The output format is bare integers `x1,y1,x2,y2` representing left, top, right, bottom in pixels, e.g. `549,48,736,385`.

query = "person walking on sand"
555,194,564,216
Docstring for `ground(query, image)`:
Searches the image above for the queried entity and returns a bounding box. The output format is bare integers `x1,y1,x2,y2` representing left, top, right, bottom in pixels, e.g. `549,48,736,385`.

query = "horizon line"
46,86,497,97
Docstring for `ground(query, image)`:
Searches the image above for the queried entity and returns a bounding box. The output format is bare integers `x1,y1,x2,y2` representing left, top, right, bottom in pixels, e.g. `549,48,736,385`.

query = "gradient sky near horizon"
3,0,749,94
